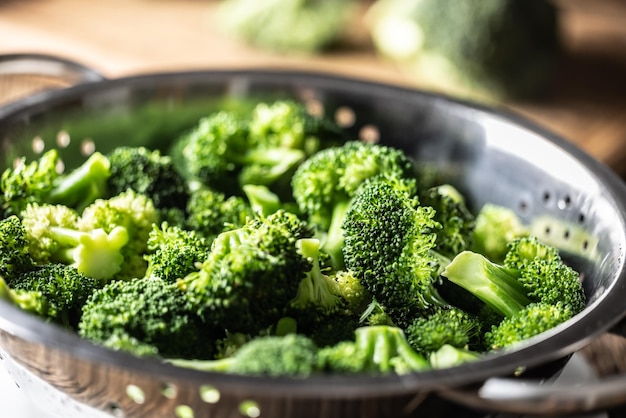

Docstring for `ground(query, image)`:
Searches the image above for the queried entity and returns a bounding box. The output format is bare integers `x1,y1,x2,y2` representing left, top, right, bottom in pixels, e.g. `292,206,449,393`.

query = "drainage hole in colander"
518,200,529,215
81,138,96,156
31,136,45,154
542,191,552,205
126,384,146,404
558,194,573,210
106,402,124,417
56,130,71,148
161,382,178,399
335,106,356,128
239,400,261,418
175,405,195,418
199,384,220,403
359,124,380,144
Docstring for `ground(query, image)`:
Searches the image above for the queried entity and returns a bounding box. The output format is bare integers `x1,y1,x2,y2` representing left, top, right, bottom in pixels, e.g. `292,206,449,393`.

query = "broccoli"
342,175,447,327
429,344,482,369
79,276,222,359
367,0,561,101
106,146,189,210
217,0,357,54
442,236,585,349
181,210,313,335
0,275,49,318
292,141,419,270
172,101,339,196
317,325,430,374
0,215,34,279
472,203,529,263
143,222,212,283
0,150,111,217
405,306,482,356
168,333,319,377
185,186,253,240
9,263,101,329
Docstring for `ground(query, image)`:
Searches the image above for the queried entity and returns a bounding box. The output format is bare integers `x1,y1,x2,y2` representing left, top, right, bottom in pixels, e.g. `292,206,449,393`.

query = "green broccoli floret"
405,306,482,356
168,333,319,377
79,190,160,280
181,210,313,335
106,146,189,210
21,203,129,280
0,215,35,279
420,184,475,258
217,0,357,54
472,203,529,263
317,325,430,374
442,236,585,349
79,276,222,359
144,222,212,282
0,275,49,318
342,176,447,326
367,0,561,101
242,184,283,217
292,141,419,270
9,263,101,329
173,102,331,196
185,186,253,240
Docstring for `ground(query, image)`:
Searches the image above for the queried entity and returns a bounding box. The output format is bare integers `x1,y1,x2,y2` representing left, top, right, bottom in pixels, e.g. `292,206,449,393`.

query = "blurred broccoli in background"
216,0,358,54
366,0,562,101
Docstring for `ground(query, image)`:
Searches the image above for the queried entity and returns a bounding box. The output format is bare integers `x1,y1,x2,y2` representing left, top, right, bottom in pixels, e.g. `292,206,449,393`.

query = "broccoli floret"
0,275,49,318
144,222,212,282
0,149,60,217
420,184,475,258
106,146,189,210
217,0,357,54
317,325,430,374
342,176,447,326
21,203,130,280
169,333,319,377
10,263,101,329
429,344,482,369
185,187,253,240
181,210,313,335
405,306,482,355
485,302,574,350
0,215,35,279
79,276,222,359
442,237,585,349
292,141,418,270
367,0,561,101
472,203,529,263
242,184,283,217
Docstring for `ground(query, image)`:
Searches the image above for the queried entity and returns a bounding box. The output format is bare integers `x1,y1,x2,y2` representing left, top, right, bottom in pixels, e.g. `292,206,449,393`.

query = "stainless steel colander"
2,54,626,418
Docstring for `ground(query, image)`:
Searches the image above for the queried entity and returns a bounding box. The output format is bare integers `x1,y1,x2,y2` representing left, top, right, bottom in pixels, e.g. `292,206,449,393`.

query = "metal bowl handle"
439,355,626,416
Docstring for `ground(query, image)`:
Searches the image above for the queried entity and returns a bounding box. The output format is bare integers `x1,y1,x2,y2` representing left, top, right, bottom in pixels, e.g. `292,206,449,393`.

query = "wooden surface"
1,0,626,175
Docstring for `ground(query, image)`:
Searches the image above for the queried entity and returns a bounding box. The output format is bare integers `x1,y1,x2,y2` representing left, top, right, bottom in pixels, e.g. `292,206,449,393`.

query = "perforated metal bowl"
2,54,626,418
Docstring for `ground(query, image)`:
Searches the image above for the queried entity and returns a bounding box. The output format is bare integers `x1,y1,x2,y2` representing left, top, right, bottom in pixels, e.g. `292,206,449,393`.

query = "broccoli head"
367,0,561,101
0,275,49,318
0,215,35,279
106,146,189,210
79,276,222,359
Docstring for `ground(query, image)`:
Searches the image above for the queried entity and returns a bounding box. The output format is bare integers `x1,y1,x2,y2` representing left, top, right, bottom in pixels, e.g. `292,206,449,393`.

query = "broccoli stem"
321,200,350,271
48,226,129,280
0,276,49,316
239,148,305,184
242,184,282,216
355,326,430,373
292,238,342,309
166,357,235,373
47,152,111,211
442,251,531,318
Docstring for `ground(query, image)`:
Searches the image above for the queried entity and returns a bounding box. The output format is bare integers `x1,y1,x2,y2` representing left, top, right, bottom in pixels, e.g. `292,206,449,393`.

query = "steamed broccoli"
0,150,111,216
367,0,561,101
9,263,101,329
106,146,189,210
79,276,222,359
292,141,418,269
181,210,313,335
0,275,49,318
342,175,446,326
472,203,529,263
442,236,585,349
217,0,357,54
0,215,34,278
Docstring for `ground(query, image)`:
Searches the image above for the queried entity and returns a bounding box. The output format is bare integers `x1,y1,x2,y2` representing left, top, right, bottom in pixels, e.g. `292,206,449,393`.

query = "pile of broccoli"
0,99,586,377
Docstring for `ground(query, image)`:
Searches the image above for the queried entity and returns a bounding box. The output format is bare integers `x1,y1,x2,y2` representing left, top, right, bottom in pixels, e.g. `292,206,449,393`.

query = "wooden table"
1,0,626,176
